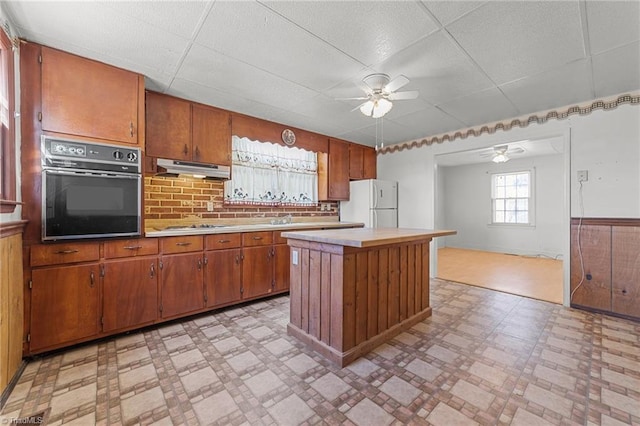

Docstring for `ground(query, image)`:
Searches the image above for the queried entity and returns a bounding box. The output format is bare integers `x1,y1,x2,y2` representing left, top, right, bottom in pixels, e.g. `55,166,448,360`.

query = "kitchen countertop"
281,227,456,248
145,221,364,237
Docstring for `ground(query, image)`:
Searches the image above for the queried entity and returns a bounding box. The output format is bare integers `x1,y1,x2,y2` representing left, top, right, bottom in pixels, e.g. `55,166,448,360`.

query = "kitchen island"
281,227,456,367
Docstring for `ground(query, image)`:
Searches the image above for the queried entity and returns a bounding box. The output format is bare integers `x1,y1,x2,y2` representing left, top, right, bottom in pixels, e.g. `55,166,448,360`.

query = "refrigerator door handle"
372,209,378,227
372,182,379,209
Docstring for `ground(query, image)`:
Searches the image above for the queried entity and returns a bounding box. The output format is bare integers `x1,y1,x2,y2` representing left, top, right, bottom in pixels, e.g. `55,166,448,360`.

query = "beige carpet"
437,247,563,304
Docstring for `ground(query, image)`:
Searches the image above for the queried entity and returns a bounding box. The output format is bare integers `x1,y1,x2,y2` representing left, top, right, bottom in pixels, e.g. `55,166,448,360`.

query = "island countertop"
281,227,456,248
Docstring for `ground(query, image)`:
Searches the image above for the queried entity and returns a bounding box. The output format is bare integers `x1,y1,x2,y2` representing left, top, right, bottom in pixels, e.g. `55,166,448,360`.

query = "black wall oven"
41,136,142,241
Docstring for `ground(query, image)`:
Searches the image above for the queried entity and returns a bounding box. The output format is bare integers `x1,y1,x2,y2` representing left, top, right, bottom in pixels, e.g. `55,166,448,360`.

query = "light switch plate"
292,250,299,265
206,201,214,211
577,170,588,182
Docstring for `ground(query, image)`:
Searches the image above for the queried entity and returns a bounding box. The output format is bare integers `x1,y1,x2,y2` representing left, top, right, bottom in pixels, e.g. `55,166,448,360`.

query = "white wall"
0,5,22,224
439,154,564,258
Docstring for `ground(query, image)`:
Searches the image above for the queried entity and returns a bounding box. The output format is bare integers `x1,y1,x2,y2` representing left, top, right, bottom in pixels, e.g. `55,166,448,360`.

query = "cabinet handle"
90,271,95,287
203,256,208,266
197,258,202,270
123,245,143,250
195,146,200,159
130,121,134,137
176,242,192,247
218,239,230,243
183,144,188,155
235,255,240,264
150,263,155,278
252,236,263,240
56,249,78,255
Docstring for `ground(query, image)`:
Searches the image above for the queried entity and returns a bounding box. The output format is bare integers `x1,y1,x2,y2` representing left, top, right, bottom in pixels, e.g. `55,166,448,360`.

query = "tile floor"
1,279,639,426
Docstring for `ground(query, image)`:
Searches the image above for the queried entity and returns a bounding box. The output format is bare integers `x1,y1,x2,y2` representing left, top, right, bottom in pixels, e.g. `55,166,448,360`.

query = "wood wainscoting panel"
570,224,611,311
0,232,24,393
612,226,640,318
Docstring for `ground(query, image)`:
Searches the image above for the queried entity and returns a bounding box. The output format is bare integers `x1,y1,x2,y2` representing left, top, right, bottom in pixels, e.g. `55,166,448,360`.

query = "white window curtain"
224,136,318,206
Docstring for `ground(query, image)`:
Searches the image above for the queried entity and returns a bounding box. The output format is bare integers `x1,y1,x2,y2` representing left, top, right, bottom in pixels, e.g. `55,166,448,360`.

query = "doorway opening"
434,136,565,304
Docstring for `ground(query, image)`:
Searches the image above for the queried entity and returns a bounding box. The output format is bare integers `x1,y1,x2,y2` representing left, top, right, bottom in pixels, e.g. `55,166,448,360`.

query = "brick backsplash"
144,176,338,220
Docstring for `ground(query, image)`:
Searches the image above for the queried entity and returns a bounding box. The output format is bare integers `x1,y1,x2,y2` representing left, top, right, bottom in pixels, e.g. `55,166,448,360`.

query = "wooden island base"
282,228,455,367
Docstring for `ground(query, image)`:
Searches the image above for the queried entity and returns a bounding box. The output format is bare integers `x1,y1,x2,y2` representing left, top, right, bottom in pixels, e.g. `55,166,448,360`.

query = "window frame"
0,27,16,213
489,169,535,227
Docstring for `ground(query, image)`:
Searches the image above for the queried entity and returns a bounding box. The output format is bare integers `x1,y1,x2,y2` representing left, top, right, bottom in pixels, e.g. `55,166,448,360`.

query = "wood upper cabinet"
41,46,142,145
146,92,231,165
612,226,640,318
349,144,377,180
146,91,191,160
102,258,158,332
326,138,350,200
160,253,204,318
192,104,232,166
362,146,377,179
30,264,101,352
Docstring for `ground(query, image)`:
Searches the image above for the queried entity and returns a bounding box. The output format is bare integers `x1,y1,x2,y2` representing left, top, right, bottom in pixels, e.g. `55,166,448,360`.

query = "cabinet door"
103,258,158,332
41,47,139,144
242,246,274,299
349,144,364,180
274,244,290,292
612,226,640,318
570,224,611,311
160,253,204,318
146,91,191,160
328,138,350,200
30,264,100,351
192,105,231,166
204,249,242,307
363,146,377,179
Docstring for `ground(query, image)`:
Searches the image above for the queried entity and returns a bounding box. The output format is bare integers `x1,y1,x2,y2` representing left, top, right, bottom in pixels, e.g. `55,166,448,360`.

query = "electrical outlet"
206,201,214,211
577,170,588,182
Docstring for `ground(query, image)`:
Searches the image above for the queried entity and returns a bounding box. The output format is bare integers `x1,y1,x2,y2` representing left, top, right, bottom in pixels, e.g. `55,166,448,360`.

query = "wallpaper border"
378,93,640,155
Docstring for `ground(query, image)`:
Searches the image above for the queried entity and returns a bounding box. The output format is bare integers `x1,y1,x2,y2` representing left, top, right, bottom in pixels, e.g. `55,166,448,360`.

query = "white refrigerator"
340,179,398,227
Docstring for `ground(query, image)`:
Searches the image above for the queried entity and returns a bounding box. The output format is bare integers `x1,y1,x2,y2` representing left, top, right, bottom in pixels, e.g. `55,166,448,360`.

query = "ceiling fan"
338,73,419,118
480,145,525,163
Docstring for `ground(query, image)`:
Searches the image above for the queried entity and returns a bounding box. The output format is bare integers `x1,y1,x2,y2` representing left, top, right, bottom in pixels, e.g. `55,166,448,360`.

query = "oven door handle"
43,168,140,179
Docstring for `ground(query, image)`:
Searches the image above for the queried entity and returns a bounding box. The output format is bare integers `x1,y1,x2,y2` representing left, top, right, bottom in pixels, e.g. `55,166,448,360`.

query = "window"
0,27,16,213
491,171,533,225
224,136,318,206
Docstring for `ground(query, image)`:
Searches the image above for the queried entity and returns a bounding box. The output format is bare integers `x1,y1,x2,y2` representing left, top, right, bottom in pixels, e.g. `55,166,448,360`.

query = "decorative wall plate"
282,129,296,146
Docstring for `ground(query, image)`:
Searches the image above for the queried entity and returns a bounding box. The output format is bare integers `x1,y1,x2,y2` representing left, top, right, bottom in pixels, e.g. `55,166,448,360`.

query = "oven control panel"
41,136,141,173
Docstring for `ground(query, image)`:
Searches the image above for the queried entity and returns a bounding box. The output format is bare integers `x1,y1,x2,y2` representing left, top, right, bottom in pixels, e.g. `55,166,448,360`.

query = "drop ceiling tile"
447,1,586,85
335,129,378,148
379,31,495,105
438,88,519,127
501,60,594,114
195,1,363,92
586,1,640,54
353,120,420,146
420,1,488,26
7,2,189,77
290,94,372,132
100,1,211,39
592,41,640,98
261,1,439,67
177,44,319,111
389,106,467,141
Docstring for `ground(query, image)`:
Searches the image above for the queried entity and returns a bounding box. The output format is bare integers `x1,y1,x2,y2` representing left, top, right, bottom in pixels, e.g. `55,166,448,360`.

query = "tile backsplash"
144,176,338,220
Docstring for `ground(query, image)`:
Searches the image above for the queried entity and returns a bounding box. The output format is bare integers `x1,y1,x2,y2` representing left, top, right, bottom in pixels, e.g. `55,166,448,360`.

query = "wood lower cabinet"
159,253,204,318
103,258,158,332
30,264,101,352
205,248,242,307
242,246,274,299
41,46,142,145
274,244,290,292
570,219,640,320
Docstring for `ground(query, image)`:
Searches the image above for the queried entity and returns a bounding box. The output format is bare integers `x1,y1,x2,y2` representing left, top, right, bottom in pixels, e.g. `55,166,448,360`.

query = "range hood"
156,158,231,180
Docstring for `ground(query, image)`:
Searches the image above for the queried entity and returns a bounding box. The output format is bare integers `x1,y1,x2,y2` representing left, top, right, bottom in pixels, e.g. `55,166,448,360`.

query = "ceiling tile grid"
2,0,638,147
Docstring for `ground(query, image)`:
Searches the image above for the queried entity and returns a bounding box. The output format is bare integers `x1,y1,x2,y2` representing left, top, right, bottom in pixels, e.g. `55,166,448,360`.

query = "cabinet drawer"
242,231,273,247
161,236,203,254
273,231,288,245
104,238,159,259
205,233,242,250
31,242,100,266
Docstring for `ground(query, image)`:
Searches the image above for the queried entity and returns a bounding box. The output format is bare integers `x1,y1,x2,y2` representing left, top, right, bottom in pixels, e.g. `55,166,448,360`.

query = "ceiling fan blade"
351,101,370,113
335,96,370,101
384,75,410,93
387,90,419,100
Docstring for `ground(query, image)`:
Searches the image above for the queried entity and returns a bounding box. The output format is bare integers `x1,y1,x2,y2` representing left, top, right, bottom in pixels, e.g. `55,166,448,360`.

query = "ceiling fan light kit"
360,98,393,118
491,145,510,163
339,73,418,119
